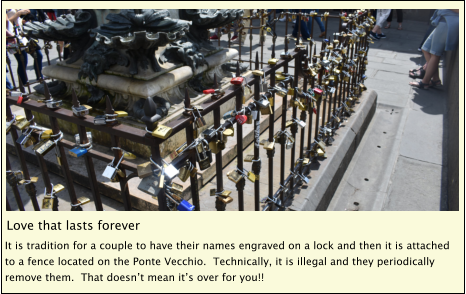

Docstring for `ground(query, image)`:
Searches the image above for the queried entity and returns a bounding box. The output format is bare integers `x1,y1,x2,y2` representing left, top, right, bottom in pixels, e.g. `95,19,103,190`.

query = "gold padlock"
327,45,334,50
264,140,275,150
41,130,54,140
223,128,234,137
244,154,254,162
275,74,286,81
178,166,190,182
246,171,255,183
116,169,125,178
302,158,310,165
190,167,198,178
260,104,273,115
218,195,233,204
287,87,295,95
171,182,184,196
209,140,220,154
268,58,279,65
152,124,173,139
53,184,65,194
35,140,56,156
298,103,308,111
252,70,264,77
114,111,128,118
42,197,54,209
227,170,242,183
137,162,153,179
23,137,36,148
246,115,253,124
268,97,274,107
77,197,91,205
14,119,30,131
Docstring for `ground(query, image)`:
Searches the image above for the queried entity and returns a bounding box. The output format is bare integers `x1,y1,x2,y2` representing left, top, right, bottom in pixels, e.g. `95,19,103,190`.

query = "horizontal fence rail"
5,9,373,211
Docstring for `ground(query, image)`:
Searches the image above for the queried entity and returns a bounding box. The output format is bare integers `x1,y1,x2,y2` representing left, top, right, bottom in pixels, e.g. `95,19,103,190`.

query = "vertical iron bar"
267,61,276,211
234,63,245,211
6,154,25,211
213,107,225,211
253,53,260,211
184,88,200,211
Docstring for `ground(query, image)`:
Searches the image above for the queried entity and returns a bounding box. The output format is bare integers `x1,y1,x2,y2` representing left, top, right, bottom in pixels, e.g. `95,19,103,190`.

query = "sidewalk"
6,15,447,211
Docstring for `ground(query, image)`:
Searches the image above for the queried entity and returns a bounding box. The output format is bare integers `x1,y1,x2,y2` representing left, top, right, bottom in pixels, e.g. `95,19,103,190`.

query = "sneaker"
418,47,422,52
369,31,380,40
210,34,219,40
292,19,296,24
377,33,386,38
279,17,286,22
231,35,238,43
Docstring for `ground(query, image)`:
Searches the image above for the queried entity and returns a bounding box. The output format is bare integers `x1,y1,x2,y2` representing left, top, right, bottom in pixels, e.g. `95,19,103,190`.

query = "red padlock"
230,77,244,85
235,114,247,125
203,89,215,94
313,88,323,95
313,107,317,114
17,96,23,105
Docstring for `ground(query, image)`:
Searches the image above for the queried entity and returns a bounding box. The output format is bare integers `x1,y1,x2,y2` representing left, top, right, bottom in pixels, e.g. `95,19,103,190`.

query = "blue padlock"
362,74,367,80
69,147,88,158
177,200,195,211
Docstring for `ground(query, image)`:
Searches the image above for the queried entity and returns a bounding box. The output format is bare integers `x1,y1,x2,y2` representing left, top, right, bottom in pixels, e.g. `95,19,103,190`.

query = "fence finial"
213,73,219,89
105,95,114,115
236,61,240,77
43,81,51,100
255,51,259,70
71,88,80,107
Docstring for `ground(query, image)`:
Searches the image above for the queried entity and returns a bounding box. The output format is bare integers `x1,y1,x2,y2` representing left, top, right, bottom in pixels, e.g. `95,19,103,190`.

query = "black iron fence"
6,9,373,211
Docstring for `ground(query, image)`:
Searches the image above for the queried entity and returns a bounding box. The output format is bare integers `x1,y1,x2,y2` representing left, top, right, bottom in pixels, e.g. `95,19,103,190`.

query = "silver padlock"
16,128,34,146
193,107,206,128
75,132,93,145
94,115,107,125
102,154,124,181
293,118,306,128
9,91,26,98
72,105,89,117
45,99,63,109
196,140,210,171
255,95,270,108
163,163,179,180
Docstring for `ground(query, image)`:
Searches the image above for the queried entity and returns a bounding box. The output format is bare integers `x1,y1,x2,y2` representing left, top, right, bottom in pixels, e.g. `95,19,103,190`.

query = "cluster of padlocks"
6,10,374,211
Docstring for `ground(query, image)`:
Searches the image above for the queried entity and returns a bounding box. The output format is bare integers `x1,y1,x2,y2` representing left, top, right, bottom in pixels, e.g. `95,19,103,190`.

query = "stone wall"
443,49,459,211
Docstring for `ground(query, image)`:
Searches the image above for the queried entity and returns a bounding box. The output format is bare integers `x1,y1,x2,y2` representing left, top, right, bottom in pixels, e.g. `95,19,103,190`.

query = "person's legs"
385,9,393,28
14,51,28,85
419,25,435,49
33,48,44,79
6,75,14,90
292,19,310,40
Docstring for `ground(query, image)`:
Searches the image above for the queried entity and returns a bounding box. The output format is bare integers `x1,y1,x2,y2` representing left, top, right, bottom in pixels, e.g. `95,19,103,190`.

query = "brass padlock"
260,104,273,115
246,171,255,183
23,136,36,148
152,124,173,139
41,130,54,140
264,140,275,150
178,165,190,182
223,128,234,137
42,196,54,209
35,140,56,156
227,170,243,183
53,184,65,194
287,87,295,96
246,115,253,124
114,111,128,118
252,70,264,77
209,140,220,154
171,182,184,196
268,97,274,107
268,58,279,65
14,119,30,131
244,154,254,162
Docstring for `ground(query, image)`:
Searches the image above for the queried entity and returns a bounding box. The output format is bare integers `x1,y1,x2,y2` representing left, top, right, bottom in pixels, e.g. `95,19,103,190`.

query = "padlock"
102,154,125,181
151,124,173,139
223,128,234,137
40,130,54,140
287,87,295,96
275,86,287,97
69,146,89,158
177,199,195,211
280,51,292,59
294,119,306,128
14,118,30,131
218,194,233,204
178,165,190,182
45,99,62,109
16,129,33,146
114,111,128,118
42,196,54,209
227,169,243,183
52,184,65,194
170,182,184,196
246,114,253,124
94,115,107,125
313,88,323,99
275,74,286,81
24,136,37,148
77,197,91,205
193,107,206,128
230,77,244,85
223,110,236,120
72,105,90,117
209,140,220,154
264,139,275,150
243,84,252,102
260,104,273,115
235,114,248,125
246,171,255,183
252,70,264,77
196,142,211,171
268,58,279,65
244,154,254,162
260,74,268,93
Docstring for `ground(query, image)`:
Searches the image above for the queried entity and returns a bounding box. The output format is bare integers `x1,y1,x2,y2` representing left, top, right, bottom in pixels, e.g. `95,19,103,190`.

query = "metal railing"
6,9,373,211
